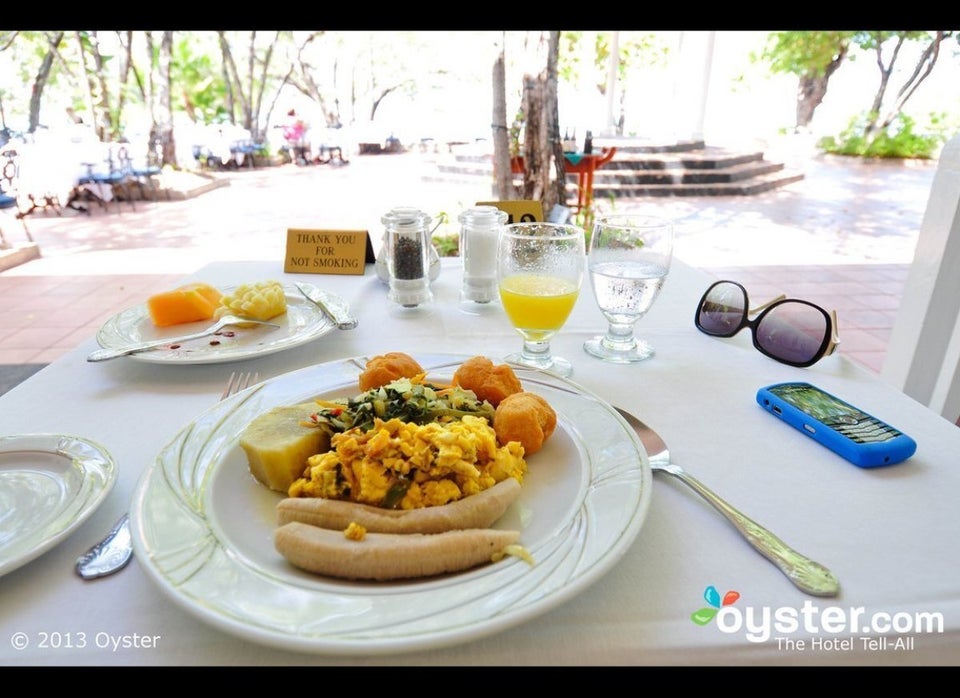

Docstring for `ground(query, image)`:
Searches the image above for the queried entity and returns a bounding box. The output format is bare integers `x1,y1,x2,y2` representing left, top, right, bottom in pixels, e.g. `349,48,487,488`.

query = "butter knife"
75,513,132,579
295,283,358,330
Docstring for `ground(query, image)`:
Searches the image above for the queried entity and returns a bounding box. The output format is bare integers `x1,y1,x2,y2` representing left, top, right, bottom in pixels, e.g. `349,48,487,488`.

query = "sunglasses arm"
824,309,841,357
748,293,787,316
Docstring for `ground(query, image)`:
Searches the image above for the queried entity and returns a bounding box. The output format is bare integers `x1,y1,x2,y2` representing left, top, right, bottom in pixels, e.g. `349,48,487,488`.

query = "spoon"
86,315,280,361
615,406,841,597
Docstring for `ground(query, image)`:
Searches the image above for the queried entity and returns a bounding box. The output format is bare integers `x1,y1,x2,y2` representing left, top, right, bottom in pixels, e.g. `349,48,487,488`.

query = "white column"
672,31,715,143
694,32,715,142
882,134,960,422
603,31,620,137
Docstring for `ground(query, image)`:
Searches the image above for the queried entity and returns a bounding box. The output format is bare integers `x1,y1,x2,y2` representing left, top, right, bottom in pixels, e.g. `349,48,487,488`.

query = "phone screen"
768,383,904,444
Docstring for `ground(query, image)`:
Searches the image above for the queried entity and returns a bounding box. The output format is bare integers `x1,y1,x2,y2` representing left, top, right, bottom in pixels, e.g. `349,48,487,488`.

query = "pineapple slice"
239,402,332,492
216,281,288,322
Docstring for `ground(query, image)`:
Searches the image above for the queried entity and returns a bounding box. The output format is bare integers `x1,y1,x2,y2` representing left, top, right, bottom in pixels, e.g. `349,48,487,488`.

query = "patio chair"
229,139,264,169
122,145,167,201
76,144,137,213
0,153,31,246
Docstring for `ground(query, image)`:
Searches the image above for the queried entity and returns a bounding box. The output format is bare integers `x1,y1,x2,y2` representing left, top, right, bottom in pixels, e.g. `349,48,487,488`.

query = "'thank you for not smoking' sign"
283,229,375,275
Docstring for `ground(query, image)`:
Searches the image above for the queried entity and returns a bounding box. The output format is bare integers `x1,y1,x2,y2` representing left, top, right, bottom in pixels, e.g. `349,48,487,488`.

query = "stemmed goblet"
583,214,674,363
497,222,586,377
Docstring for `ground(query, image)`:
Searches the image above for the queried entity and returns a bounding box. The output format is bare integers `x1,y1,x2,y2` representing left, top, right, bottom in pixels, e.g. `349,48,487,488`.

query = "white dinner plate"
0,434,117,578
130,353,652,656
95,282,347,365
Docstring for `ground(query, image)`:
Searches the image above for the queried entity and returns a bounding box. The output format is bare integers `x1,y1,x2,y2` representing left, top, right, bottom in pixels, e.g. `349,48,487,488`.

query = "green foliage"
172,35,228,125
615,32,670,81
756,31,853,77
558,31,670,97
573,192,617,245
557,32,582,83
432,234,460,257
431,210,460,257
818,112,950,159
851,30,932,52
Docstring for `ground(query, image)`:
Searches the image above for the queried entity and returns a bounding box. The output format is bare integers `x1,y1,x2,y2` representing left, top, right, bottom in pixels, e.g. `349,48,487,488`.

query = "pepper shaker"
382,207,434,313
459,205,507,314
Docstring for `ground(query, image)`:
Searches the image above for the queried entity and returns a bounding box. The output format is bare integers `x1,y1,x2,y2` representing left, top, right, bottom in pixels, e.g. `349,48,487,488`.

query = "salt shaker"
458,205,507,314
382,207,434,313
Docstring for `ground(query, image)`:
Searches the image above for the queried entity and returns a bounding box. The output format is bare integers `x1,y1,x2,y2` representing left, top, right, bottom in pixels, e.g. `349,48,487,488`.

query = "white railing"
882,133,960,424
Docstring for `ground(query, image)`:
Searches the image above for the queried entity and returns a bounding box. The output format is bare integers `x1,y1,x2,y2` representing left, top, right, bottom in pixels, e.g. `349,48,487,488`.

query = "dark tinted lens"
697,282,746,336
755,301,829,365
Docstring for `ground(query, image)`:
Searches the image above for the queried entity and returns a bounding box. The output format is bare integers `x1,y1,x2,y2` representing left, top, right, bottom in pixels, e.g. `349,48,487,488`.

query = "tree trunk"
878,31,949,132
520,74,544,203
492,43,514,200
114,30,133,136
864,32,903,137
545,30,565,213
249,33,274,139
520,31,563,216
288,32,334,127
245,31,256,132
218,31,238,124
28,32,63,133
93,33,114,139
370,85,400,122
795,45,846,129
157,31,176,167
77,31,113,141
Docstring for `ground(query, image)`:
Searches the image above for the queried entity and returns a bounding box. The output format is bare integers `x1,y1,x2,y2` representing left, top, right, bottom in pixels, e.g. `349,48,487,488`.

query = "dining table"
1,256,958,667
511,147,617,221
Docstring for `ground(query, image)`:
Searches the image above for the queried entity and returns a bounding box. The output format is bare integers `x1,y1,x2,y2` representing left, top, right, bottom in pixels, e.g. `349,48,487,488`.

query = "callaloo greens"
308,377,495,434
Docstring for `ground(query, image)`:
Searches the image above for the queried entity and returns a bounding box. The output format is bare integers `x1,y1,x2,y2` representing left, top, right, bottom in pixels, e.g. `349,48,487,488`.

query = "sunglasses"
695,280,840,367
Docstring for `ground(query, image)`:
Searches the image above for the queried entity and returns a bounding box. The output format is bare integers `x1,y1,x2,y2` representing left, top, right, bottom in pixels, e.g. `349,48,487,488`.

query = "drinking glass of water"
498,222,586,377
583,214,674,363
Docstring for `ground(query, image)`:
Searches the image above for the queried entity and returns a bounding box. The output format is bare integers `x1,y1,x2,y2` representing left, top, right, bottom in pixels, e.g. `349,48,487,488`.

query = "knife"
295,283,358,330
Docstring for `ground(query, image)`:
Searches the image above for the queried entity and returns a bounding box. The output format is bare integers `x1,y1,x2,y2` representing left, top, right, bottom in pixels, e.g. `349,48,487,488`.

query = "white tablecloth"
1,257,958,666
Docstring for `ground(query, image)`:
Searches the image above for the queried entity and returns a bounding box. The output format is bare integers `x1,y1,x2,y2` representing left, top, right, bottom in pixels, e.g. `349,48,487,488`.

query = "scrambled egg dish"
289,415,526,509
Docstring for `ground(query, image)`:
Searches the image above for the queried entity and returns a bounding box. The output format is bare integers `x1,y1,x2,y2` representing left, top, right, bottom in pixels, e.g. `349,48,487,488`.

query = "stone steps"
431,138,804,197
593,141,804,196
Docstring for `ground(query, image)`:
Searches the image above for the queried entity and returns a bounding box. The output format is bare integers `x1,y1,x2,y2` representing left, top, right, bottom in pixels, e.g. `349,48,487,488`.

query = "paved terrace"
0,144,939,396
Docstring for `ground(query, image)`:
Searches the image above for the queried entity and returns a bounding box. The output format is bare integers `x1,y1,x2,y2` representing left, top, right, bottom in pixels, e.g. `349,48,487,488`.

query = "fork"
74,371,260,580
221,370,260,399
86,316,280,362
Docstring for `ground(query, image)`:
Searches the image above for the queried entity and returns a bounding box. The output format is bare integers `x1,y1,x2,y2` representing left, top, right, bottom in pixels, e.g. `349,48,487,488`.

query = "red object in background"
510,147,617,214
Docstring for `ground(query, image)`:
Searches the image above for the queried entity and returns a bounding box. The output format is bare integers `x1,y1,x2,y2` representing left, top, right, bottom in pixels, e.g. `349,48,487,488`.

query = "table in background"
1,258,958,666
14,129,123,216
511,147,617,220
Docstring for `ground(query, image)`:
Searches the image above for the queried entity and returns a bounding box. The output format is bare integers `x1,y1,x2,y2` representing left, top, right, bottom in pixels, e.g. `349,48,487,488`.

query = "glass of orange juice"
497,222,586,377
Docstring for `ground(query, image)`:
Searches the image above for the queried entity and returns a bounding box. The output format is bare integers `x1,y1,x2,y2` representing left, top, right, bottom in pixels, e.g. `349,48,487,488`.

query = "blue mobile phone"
756,382,916,468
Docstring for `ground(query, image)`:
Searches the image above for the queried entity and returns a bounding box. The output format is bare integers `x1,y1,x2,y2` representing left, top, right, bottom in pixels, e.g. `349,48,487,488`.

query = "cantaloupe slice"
239,402,332,493
146,283,224,327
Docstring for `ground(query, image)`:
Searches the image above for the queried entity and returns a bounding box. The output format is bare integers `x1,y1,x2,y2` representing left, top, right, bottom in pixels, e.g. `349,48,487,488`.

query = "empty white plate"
0,434,117,577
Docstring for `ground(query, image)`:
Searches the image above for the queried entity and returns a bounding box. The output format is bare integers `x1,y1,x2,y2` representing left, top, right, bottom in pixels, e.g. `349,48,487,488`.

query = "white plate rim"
0,433,118,577
95,282,344,365
130,353,652,656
